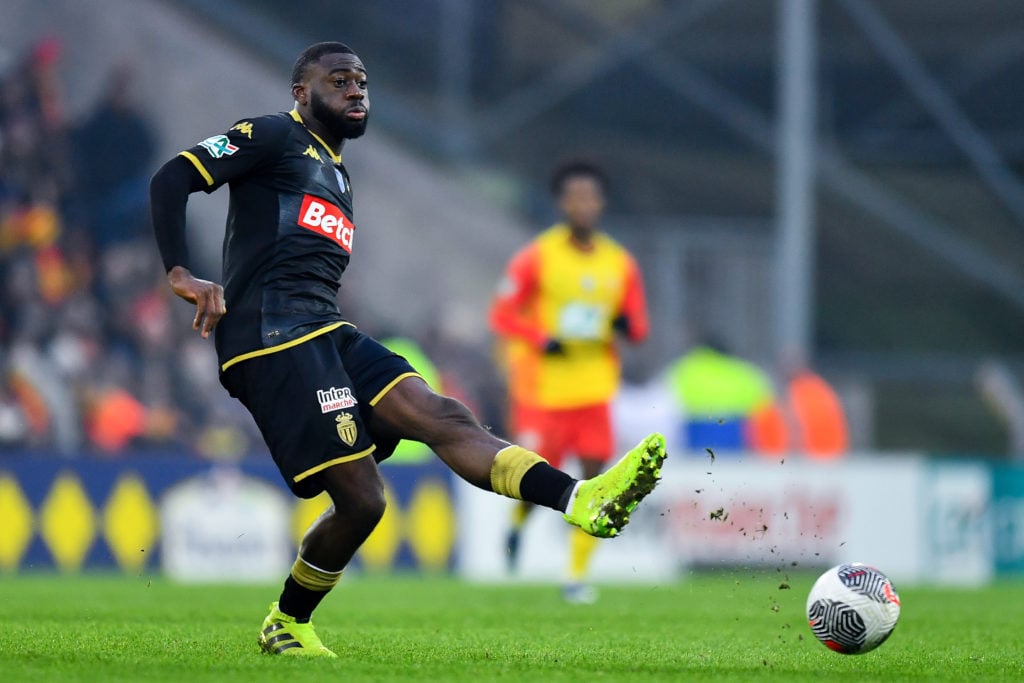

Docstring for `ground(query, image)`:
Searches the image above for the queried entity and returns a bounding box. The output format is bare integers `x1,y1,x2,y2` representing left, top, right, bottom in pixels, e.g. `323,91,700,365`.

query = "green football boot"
563,432,667,538
258,602,337,658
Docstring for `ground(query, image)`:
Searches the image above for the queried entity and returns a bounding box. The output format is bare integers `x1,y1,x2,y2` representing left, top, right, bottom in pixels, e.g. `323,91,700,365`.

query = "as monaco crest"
335,413,358,447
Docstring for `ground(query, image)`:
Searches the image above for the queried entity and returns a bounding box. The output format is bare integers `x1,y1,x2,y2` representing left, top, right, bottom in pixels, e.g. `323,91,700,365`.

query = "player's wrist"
167,265,193,282
611,314,630,335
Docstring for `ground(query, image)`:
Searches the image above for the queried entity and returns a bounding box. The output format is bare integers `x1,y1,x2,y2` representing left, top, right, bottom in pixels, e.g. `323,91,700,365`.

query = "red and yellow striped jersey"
490,224,649,409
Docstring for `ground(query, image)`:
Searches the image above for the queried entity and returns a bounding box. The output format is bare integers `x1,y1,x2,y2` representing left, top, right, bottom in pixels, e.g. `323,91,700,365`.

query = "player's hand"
611,314,631,336
543,338,566,355
167,266,226,339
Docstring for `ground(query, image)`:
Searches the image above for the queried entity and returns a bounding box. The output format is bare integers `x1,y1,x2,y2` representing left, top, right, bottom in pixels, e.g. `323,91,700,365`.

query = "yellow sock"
568,528,600,582
511,501,531,529
290,555,343,592
490,445,545,499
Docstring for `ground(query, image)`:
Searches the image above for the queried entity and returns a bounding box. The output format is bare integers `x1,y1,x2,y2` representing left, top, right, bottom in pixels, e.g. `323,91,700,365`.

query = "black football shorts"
220,323,421,498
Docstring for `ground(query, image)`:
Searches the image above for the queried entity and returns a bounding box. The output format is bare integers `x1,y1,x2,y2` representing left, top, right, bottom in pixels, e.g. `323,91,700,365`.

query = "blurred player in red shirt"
490,160,649,603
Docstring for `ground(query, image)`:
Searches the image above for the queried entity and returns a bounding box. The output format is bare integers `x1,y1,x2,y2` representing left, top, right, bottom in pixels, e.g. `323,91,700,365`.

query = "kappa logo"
317,386,358,413
297,194,355,253
230,121,254,138
198,134,238,158
335,412,358,447
303,145,322,162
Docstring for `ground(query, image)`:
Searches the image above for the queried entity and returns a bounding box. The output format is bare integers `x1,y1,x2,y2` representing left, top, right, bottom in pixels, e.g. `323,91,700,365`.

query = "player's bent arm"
488,295,549,348
150,155,208,273
151,156,226,338
620,256,650,343
489,245,550,348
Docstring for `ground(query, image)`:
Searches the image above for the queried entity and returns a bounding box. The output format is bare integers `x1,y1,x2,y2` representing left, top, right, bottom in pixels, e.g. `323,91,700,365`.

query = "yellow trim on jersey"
369,372,423,406
293,446,376,483
219,321,352,372
179,150,214,186
290,108,342,163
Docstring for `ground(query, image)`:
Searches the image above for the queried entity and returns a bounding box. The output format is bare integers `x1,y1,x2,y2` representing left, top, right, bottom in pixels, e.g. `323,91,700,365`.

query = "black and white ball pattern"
806,563,901,654
837,563,892,603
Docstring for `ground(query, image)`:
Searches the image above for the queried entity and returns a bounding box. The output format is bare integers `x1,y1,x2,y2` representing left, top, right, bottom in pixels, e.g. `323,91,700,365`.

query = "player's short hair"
549,159,609,197
291,42,356,85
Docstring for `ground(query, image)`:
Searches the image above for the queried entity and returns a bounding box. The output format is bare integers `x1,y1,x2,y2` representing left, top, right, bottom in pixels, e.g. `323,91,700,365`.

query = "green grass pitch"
0,572,1021,682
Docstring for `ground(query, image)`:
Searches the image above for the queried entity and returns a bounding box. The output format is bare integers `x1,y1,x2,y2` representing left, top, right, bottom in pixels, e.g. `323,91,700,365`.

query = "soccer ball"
806,563,901,654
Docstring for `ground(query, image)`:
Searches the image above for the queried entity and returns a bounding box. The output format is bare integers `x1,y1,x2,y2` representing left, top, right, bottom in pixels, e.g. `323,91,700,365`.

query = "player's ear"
292,82,307,105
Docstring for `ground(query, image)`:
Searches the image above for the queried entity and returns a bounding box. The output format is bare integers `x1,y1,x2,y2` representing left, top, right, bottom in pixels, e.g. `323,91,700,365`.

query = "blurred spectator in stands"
1,187,79,309
748,362,849,459
81,348,177,456
0,376,30,448
0,43,174,456
175,336,233,451
71,64,156,248
27,37,66,132
7,340,78,452
85,383,147,454
666,338,774,454
0,37,70,199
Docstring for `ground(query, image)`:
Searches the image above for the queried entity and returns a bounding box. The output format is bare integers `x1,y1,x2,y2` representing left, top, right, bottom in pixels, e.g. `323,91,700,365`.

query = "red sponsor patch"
297,194,355,253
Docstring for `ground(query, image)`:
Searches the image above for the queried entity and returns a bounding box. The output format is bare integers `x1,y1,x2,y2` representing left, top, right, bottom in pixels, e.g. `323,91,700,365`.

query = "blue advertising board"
991,465,1024,575
0,452,456,574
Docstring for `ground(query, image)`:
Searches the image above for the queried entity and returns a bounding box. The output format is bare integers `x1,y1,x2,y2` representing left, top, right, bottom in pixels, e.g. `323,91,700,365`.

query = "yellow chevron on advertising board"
40,473,96,571
0,474,33,571
103,474,159,572
406,479,456,572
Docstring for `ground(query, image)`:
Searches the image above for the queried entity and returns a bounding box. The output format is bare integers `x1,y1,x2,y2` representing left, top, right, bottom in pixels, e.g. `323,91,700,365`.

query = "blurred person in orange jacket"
490,159,649,603
748,364,848,459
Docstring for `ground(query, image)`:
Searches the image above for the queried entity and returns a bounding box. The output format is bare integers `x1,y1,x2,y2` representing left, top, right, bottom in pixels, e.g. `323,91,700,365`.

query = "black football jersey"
179,110,357,371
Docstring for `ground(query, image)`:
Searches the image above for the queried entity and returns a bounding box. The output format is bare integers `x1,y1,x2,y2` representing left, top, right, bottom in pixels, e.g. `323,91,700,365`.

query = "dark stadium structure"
170,0,1024,455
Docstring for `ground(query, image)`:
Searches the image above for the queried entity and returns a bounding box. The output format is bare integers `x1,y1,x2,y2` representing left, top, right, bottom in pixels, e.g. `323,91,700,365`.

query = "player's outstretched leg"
563,433,667,538
259,602,338,657
370,378,667,538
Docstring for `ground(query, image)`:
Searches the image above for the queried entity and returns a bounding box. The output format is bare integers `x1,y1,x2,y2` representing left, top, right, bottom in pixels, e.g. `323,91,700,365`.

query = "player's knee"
321,465,387,530
347,484,386,530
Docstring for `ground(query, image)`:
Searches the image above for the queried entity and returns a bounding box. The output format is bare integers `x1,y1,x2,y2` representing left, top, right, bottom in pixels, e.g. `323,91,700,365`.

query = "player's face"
306,53,370,140
558,176,605,231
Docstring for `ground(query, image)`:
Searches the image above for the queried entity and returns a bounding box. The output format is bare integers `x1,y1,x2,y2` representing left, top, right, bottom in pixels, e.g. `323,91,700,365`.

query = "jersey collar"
290,109,343,164
555,222,598,253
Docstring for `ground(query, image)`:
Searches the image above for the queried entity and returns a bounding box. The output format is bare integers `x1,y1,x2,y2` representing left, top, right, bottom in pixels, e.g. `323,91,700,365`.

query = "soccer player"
490,161,650,604
149,42,666,657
